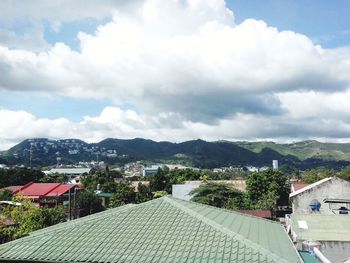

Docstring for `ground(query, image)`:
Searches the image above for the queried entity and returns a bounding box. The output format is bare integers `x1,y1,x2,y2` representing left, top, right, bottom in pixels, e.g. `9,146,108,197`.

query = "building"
290,177,350,214
0,196,301,262
272,160,278,170
287,177,350,262
289,213,350,263
46,167,91,181
142,165,161,176
5,182,78,218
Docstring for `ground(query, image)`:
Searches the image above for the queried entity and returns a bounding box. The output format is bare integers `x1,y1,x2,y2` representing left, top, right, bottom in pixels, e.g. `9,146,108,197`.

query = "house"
289,213,350,263
288,177,350,262
0,196,302,263
5,182,78,218
290,177,350,214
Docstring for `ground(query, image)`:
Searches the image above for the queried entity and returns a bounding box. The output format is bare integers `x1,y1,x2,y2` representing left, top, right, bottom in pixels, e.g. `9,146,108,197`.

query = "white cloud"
2,105,350,150
1,0,350,147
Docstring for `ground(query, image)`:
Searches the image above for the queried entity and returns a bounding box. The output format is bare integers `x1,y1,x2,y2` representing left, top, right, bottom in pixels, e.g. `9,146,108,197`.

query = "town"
0,154,350,262
0,0,349,262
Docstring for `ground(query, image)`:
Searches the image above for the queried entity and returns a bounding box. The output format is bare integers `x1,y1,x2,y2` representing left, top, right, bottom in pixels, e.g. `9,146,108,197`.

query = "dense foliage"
246,169,290,208
190,169,290,212
0,201,66,243
77,191,104,217
190,183,245,209
0,168,44,188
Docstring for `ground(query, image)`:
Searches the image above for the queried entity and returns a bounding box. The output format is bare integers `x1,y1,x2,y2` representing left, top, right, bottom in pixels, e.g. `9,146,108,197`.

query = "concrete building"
288,177,350,262
142,165,161,176
289,213,350,263
290,177,350,214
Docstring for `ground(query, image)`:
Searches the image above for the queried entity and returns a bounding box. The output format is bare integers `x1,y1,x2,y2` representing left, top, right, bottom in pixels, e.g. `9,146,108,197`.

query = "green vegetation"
0,189,13,201
77,191,104,216
300,166,350,183
4,138,350,169
190,169,290,213
236,140,350,161
0,168,44,188
190,183,245,209
0,200,66,243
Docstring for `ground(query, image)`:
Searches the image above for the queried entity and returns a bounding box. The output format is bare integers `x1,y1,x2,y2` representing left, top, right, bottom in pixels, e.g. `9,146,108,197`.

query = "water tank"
309,199,321,212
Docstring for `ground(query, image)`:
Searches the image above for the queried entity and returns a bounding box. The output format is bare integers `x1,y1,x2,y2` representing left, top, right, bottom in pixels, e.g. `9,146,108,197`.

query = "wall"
292,178,350,214
172,184,200,201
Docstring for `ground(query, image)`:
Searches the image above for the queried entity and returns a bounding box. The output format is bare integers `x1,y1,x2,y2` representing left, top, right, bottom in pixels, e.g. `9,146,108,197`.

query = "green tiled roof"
298,251,319,263
0,196,301,263
291,213,350,241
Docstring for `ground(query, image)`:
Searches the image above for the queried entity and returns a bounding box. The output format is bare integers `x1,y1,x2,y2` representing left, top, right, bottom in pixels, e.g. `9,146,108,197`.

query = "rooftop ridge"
289,177,333,198
164,196,292,263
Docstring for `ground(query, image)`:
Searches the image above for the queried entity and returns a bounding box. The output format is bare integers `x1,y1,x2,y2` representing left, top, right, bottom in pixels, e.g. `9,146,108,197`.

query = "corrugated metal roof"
291,183,309,192
13,183,74,199
237,210,272,219
0,196,301,263
291,213,350,241
45,184,75,197
14,183,61,197
49,168,91,174
289,178,333,198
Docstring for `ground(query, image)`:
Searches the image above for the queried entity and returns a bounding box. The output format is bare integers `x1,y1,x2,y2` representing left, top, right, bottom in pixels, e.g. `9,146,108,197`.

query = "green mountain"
234,140,350,161
1,138,350,169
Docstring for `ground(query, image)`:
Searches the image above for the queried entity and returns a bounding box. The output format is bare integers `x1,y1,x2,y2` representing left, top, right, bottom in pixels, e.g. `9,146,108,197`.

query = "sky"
0,0,350,150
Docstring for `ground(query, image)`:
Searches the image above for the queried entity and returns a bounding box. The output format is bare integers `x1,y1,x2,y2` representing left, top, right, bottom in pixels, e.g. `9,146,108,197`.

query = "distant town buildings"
45,167,91,182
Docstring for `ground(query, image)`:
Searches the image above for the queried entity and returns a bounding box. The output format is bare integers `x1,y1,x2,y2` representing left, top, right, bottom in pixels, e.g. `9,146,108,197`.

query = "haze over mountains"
1,138,350,169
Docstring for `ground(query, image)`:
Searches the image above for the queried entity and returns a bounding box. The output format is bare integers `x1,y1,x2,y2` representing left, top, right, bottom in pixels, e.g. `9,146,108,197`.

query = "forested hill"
1,138,350,169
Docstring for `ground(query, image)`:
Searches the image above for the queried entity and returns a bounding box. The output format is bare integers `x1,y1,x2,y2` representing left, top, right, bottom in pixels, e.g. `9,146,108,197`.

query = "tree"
190,183,244,209
1,200,66,240
39,173,66,183
77,191,104,217
301,168,335,184
245,169,290,210
0,189,13,201
149,168,168,192
135,183,152,203
110,182,136,207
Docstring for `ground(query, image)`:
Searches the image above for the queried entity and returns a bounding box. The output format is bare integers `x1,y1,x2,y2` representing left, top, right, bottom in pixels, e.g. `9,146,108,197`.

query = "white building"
272,160,278,170
46,167,91,181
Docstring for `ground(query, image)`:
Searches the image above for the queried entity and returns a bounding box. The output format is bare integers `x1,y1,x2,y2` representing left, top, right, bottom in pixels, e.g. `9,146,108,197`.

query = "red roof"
292,183,309,192
13,182,75,199
45,184,75,197
238,210,272,219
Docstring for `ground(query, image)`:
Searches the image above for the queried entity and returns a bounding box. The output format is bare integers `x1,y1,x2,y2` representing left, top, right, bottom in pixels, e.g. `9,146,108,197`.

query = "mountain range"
1,138,350,169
